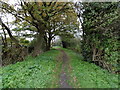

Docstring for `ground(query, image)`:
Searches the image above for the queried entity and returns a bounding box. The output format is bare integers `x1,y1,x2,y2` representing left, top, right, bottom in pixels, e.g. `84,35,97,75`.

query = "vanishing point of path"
59,49,72,88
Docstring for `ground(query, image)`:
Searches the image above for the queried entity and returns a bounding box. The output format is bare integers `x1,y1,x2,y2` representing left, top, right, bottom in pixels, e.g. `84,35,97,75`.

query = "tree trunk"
2,29,7,47
46,37,51,51
32,33,44,57
62,41,67,48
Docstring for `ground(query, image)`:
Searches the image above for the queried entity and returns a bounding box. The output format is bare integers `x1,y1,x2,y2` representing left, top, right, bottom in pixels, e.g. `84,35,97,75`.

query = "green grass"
1,47,119,88
0,67,2,89
1,49,61,88
63,49,119,88
52,46,62,49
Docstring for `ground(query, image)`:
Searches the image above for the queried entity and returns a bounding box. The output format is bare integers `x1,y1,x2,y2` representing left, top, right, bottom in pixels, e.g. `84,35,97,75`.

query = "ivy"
77,2,120,72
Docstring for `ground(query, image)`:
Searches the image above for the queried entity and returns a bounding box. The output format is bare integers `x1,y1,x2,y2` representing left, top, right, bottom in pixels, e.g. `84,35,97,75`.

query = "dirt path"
59,49,72,88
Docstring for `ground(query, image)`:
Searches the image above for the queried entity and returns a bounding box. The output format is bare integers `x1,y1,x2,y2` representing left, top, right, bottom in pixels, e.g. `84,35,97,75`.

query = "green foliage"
0,68,2,89
64,49,118,88
1,1,77,52
104,38,119,71
52,40,62,47
20,38,29,45
1,49,60,88
67,38,82,53
79,2,120,72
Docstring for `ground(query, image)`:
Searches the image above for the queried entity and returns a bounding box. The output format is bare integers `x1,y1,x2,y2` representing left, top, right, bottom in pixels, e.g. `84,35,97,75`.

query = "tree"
0,18,21,47
44,8,79,49
0,1,75,56
75,2,120,72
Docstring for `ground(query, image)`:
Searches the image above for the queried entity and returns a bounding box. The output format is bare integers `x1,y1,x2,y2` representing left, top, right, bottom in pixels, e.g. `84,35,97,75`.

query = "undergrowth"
63,49,119,88
1,49,60,88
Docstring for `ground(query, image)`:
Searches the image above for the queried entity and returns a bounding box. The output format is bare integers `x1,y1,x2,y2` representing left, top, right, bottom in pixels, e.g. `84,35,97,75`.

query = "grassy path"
58,49,72,88
63,49,119,88
1,48,119,88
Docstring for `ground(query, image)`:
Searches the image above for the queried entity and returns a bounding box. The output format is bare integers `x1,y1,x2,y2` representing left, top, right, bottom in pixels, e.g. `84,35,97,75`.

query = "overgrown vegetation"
0,0,119,88
75,2,120,73
1,48,118,88
64,49,119,88
1,49,61,88
0,1,78,65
